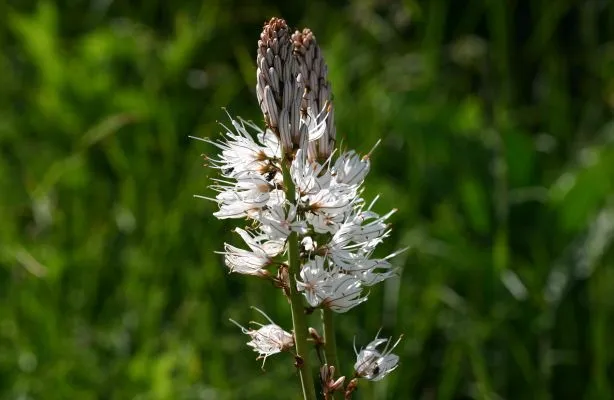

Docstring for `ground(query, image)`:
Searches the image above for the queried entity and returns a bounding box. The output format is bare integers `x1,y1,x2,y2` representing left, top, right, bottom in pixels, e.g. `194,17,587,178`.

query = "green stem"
282,163,318,400
322,308,339,370
322,308,340,400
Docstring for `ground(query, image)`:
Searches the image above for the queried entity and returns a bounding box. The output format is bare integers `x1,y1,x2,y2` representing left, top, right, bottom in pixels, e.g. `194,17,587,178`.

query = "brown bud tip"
260,17,289,43
291,28,315,55
265,17,288,31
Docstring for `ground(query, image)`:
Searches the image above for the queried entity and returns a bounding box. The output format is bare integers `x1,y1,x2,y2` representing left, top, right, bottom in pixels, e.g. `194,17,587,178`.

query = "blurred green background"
1,0,614,399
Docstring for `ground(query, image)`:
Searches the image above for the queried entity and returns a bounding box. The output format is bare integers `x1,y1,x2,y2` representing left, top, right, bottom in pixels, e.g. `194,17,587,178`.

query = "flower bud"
292,28,336,161
257,18,299,156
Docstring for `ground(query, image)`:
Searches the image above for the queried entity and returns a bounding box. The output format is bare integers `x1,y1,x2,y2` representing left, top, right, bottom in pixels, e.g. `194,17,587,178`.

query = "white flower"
347,208,395,246
306,186,356,215
354,333,403,381
257,202,307,240
332,150,370,186
296,256,329,307
326,247,403,287
301,104,336,162
301,106,329,142
230,307,294,368
220,228,284,276
297,257,366,313
203,116,280,178
305,211,345,234
211,172,273,219
322,273,366,313
352,258,397,286
330,201,394,250
326,248,363,272
291,149,331,197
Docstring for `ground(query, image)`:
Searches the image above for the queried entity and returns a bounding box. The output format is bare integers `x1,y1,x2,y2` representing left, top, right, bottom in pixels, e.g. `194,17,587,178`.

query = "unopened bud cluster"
256,18,335,162
197,17,403,398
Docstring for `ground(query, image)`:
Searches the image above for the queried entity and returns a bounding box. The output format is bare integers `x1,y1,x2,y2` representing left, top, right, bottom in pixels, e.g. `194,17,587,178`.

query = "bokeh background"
2,0,614,399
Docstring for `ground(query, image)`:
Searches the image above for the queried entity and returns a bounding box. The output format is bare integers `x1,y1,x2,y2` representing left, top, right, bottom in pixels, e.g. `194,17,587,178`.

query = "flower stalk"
322,308,340,399
282,163,318,400
322,308,339,371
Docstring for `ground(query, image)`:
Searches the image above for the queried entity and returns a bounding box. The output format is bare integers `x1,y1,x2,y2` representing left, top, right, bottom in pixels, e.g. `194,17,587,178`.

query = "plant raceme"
194,17,403,400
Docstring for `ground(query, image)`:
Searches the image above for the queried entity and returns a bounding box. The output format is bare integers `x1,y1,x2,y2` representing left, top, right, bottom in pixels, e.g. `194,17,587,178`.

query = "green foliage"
1,1,613,398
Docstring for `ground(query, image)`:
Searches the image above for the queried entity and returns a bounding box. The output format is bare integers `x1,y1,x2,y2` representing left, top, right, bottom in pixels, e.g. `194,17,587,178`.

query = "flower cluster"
204,117,401,313
197,17,403,398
